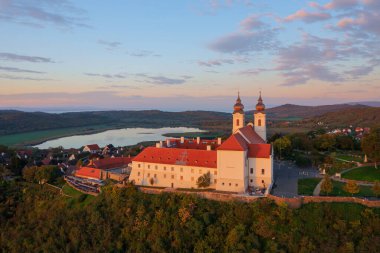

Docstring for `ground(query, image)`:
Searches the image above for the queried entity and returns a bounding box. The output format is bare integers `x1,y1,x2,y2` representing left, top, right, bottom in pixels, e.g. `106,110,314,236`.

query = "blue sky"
0,0,379,112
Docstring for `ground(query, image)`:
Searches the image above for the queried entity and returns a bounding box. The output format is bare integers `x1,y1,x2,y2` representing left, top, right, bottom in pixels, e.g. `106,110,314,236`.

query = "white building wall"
254,112,266,142
129,161,217,189
247,157,273,189
216,150,247,193
232,113,245,133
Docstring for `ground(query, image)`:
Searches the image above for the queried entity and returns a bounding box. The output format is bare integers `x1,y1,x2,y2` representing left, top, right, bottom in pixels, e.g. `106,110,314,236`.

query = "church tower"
254,92,266,141
232,92,245,133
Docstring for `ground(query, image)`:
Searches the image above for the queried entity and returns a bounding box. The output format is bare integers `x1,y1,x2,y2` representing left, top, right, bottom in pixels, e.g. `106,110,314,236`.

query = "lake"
33,127,204,149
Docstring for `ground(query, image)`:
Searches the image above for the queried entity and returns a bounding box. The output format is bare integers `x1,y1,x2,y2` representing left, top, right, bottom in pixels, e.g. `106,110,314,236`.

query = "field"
298,178,321,195
0,124,119,147
342,166,380,182
320,181,375,197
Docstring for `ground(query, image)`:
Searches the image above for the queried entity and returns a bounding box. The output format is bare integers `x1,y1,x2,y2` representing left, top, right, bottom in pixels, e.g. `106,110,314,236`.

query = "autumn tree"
273,136,292,159
321,175,333,195
196,172,211,188
361,127,380,168
372,181,380,197
343,180,360,196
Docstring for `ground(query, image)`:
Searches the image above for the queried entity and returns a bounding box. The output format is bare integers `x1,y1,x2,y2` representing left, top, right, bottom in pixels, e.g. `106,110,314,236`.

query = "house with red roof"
83,144,101,154
129,94,273,193
75,156,133,181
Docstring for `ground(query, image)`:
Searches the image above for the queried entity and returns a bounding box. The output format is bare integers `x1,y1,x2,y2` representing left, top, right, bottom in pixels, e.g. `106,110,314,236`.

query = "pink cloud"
284,10,331,23
324,0,359,10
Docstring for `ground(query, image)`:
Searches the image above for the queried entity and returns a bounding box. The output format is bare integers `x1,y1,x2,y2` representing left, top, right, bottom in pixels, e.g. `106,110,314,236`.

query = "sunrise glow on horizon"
0,0,379,111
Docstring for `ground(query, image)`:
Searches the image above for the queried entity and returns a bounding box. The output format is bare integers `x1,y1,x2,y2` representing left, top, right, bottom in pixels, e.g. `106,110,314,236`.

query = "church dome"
256,92,265,112
233,92,244,114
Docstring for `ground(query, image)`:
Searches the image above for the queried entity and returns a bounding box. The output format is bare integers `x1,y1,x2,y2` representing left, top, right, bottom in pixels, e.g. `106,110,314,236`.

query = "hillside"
0,110,230,136
300,107,380,128
247,103,369,120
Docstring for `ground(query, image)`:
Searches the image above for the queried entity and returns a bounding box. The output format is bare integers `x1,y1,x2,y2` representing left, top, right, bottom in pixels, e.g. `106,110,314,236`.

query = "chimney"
207,145,212,151
155,142,161,148
166,139,171,147
180,136,185,144
160,141,163,147
196,137,201,144
217,137,222,145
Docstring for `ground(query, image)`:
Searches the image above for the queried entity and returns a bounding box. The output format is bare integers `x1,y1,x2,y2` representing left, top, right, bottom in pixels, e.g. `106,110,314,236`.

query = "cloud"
336,10,380,35
0,66,45,74
136,73,188,85
0,0,88,28
324,0,359,10
98,40,122,49
208,29,278,54
198,56,249,67
97,85,142,90
0,74,51,81
345,65,374,78
84,73,127,79
284,9,331,23
126,50,161,58
240,15,264,31
0,52,54,63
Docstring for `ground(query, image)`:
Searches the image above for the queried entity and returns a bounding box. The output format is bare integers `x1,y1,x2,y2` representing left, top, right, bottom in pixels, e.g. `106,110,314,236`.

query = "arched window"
250,168,253,174
258,119,262,126
261,168,265,175
236,119,240,126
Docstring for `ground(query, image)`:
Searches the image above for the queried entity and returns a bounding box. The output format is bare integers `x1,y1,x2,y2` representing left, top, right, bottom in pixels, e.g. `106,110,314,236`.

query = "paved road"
271,160,320,197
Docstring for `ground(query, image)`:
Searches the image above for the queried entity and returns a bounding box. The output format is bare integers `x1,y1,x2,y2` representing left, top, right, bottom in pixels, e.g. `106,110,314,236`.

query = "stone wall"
137,187,380,208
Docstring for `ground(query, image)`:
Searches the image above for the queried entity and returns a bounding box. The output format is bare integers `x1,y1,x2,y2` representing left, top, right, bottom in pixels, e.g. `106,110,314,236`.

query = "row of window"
136,163,217,175
250,168,265,175
136,171,217,183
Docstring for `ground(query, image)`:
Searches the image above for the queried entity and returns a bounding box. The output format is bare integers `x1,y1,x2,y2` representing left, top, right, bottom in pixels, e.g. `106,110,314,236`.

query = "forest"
1,180,380,253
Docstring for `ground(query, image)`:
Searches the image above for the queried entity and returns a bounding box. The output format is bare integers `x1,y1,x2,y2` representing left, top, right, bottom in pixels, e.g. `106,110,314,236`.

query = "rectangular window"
214,179,217,184
250,179,253,183
138,172,140,176
154,174,157,178
147,165,150,169
180,176,183,180
180,167,183,172
250,168,253,174
138,164,141,168
155,165,158,170
171,175,175,179
171,167,174,171
164,166,166,171
235,184,238,187
261,169,265,175
214,171,217,175
199,169,202,174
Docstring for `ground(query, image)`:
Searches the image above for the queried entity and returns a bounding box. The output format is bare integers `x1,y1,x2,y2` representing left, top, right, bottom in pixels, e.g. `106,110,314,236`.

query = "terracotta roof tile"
248,144,271,158
85,144,100,150
238,125,265,144
132,147,217,168
75,167,101,179
217,134,248,151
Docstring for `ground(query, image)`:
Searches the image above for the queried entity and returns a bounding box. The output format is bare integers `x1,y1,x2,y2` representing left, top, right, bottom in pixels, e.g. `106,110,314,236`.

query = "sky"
0,0,379,112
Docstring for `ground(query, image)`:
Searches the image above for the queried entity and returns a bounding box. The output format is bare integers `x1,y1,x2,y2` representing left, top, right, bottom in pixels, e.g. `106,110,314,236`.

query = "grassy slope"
298,178,321,195
342,166,380,182
321,181,375,197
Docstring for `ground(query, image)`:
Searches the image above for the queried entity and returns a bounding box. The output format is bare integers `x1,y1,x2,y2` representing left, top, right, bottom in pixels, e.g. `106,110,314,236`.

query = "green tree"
274,136,292,159
343,180,360,196
314,134,336,151
321,175,333,195
372,181,380,197
361,127,380,168
196,172,211,188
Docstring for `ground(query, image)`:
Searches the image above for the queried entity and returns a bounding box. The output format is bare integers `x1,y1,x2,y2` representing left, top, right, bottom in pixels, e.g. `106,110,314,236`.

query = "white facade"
254,112,267,142
232,113,245,134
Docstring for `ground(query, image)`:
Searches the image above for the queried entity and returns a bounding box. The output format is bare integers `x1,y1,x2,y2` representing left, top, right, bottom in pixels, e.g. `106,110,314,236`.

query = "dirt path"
313,179,323,196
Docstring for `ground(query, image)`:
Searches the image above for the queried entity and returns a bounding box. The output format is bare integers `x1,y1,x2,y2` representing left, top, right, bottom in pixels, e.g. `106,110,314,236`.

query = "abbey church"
129,93,273,193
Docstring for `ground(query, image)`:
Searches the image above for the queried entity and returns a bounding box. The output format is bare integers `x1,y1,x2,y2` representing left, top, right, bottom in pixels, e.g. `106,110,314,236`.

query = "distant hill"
0,110,230,136
300,107,380,128
348,101,380,107
247,103,369,120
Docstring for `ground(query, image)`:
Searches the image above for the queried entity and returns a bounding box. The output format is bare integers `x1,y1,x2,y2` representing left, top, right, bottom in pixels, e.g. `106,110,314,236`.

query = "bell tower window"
236,119,239,126
258,119,261,126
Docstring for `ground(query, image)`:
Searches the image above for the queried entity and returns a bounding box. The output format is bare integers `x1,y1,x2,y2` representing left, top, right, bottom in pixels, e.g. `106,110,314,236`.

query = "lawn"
62,183,83,197
336,154,363,163
298,178,321,195
320,181,375,197
62,183,95,206
342,166,380,182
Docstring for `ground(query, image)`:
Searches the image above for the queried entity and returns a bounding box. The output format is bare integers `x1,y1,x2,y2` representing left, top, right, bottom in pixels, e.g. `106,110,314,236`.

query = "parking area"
271,160,320,197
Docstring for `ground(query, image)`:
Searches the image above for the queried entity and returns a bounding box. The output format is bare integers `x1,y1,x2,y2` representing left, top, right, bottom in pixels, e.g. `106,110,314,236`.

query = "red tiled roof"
217,133,248,151
85,144,100,150
75,167,101,179
238,125,265,144
86,157,132,170
247,144,271,158
164,139,220,150
132,147,217,168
